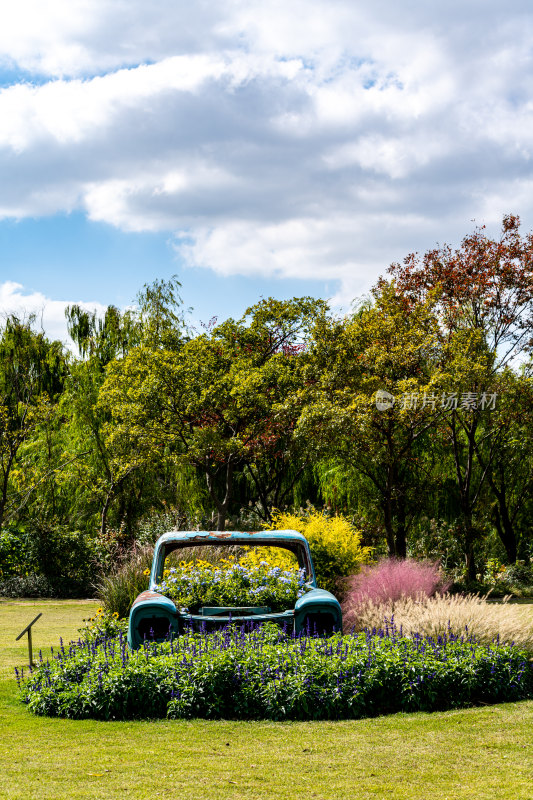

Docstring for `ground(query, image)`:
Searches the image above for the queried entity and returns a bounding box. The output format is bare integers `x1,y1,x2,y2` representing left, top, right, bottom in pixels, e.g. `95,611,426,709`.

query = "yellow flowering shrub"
166,551,297,574
266,510,372,595
239,547,297,571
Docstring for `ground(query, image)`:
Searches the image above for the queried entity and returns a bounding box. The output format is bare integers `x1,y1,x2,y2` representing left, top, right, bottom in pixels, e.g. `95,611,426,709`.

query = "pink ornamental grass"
342,557,450,632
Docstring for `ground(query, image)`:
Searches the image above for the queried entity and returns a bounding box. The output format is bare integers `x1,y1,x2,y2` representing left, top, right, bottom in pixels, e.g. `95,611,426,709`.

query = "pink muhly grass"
342,557,451,632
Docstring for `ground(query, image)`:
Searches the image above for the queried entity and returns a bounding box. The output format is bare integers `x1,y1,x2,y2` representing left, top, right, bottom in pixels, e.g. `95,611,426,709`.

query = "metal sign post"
15,613,42,666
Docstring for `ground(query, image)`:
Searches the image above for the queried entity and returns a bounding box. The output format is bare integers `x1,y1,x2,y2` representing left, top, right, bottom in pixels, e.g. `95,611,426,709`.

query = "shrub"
484,561,533,597
135,508,191,547
78,607,128,644
95,546,152,618
19,624,532,721
342,557,449,630
240,545,296,571
155,557,312,612
0,528,24,579
0,523,97,597
267,510,372,595
352,593,533,653
504,562,533,587
0,573,56,598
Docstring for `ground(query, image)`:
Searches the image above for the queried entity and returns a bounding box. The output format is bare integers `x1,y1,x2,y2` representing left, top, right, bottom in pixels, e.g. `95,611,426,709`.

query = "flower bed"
18,623,533,721
154,557,312,613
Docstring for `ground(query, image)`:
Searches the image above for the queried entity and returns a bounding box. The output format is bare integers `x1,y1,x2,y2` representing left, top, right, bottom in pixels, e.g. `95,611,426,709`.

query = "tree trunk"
100,484,114,539
493,504,517,563
216,507,227,531
205,456,234,532
465,542,476,582
449,412,482,582
0,451,16,528
461,517,477,582
394,515,407,558
392,487,408,558
383,498,397,556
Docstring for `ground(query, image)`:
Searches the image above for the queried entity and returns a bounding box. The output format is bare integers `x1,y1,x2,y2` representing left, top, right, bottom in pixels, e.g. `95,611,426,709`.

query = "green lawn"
1,598,532,800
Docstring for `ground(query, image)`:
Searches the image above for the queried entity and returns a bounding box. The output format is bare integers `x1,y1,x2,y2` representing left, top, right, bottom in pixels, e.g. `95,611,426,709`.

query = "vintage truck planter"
128,530,342,649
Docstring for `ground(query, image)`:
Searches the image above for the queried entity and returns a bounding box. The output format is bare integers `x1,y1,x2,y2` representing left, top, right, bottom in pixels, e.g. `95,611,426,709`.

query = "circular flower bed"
18,622,533,721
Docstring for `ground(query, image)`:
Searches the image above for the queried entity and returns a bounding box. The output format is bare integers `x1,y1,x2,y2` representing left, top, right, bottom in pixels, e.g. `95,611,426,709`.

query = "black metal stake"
16,613,42,667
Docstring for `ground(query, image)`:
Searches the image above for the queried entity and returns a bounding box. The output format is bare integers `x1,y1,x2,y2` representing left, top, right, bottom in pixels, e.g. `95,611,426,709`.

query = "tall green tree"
430,327,498,576
473,368,533,562
0,315,66,526
300,283,442,557
62,277,185,538
100,297,326,529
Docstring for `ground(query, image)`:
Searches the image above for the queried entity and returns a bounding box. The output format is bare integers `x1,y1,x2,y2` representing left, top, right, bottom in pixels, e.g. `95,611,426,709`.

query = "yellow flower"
143,568,150,577
240,547,295,571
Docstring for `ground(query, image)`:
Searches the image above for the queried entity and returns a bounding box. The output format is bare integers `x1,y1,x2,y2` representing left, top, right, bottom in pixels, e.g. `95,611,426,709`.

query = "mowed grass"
1,599,532,800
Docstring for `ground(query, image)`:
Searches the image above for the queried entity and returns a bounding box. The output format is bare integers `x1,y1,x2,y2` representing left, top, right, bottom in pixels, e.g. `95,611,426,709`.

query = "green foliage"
387,216,533,577
267,509,372,595
134,504,201,547
65,303,141,363
300,282,444,558
503,562,533,587
2,239,533,599
481,559,533,597
61,326,152,541
78,606,128,644
0,527,22,578
0,315,67,527
155,557,312,613
0,523,96,597
0,573,56,598
407,517,465,571
99,296,327,529
20,624,532,721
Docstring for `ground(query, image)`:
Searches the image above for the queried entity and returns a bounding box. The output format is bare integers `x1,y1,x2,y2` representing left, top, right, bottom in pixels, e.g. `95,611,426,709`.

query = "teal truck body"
127,530,342,649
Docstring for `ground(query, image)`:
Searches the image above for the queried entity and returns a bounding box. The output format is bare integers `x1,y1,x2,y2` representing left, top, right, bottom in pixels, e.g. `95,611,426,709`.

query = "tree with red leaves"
387,215,533,577
388,214,533,367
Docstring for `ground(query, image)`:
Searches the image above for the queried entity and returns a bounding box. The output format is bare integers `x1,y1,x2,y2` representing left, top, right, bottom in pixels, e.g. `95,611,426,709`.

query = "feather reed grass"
348,593,533,652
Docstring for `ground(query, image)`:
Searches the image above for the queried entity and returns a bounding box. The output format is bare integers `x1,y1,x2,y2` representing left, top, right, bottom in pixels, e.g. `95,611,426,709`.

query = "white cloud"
0,281,107,349
0,0,233,77
0,55,232,151
1,1,533,304
177,210,437,302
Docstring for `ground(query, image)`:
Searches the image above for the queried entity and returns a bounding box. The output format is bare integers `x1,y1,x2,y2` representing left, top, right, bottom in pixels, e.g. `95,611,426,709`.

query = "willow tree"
100,297,326,529
63,277,184,538
0,315,66,526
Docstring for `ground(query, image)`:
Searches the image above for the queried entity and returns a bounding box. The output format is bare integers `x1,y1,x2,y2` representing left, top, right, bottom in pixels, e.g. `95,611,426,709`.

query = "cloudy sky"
1,0,533,344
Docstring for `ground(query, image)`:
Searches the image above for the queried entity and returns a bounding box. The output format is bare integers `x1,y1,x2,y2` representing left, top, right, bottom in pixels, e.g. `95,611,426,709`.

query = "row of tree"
1,216,532,581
